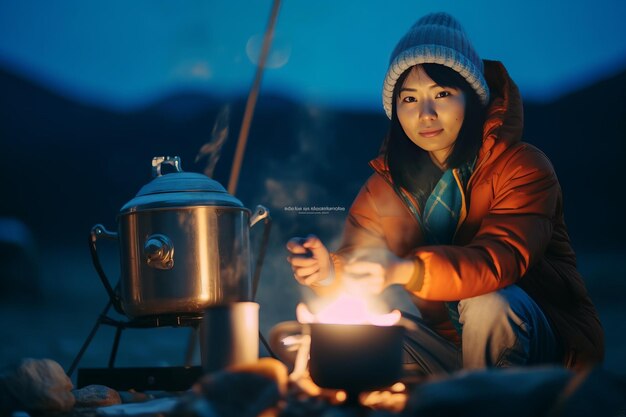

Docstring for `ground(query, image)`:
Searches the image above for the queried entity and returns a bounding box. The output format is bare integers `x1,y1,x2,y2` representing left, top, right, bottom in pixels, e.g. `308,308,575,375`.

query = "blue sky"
1,0,625,111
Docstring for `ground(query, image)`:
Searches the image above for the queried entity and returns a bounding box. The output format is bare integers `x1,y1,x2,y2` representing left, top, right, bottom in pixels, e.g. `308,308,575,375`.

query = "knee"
458,287,529,333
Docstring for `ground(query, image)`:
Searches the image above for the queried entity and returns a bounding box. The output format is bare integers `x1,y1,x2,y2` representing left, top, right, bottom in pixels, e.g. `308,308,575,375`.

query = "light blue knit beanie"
382,12,490,119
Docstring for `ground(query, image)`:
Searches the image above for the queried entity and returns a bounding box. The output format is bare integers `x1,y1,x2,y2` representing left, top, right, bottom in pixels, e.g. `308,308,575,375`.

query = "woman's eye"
402,96,417,103
436,91,451,98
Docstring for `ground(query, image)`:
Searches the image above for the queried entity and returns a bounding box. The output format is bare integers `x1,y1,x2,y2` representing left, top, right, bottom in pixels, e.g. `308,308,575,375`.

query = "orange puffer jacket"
322,60,604,369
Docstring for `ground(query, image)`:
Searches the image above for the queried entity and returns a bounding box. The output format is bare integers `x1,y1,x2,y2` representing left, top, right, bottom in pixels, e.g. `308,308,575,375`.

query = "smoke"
195,105,230,178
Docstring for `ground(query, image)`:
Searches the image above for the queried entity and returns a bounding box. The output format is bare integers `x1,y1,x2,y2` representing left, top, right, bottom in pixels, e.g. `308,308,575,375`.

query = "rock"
73,385,121,407
0,358,75,413
405,366,572,416
95,397,181,416
279,396,330,417
118,390,153,404
226,357,289,396
0,217,40,300
551,367,626,417
192,358,286,417
171,395,220,417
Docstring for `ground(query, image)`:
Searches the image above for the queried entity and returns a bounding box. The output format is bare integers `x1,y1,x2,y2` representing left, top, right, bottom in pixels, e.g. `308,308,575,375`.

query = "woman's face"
396,65,466,167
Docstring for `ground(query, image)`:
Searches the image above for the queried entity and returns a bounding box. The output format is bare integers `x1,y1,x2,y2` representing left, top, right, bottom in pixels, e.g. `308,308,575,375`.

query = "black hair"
384,63,486,194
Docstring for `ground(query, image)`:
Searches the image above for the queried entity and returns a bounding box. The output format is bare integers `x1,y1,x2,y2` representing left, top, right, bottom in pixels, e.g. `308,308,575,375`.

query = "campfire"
267,287,409,411
295,293,402,327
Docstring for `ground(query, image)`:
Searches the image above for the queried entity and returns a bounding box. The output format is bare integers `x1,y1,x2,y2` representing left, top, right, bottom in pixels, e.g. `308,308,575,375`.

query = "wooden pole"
227,0,281,195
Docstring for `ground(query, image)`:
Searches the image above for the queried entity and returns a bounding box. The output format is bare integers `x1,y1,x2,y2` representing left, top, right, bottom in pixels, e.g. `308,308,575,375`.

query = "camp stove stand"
67,219,274,391
65,232,206,391
67,298,204,391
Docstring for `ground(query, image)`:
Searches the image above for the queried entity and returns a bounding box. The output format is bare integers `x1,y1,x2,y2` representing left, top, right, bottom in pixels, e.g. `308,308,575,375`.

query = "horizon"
2,60,624,117
1,0,626,112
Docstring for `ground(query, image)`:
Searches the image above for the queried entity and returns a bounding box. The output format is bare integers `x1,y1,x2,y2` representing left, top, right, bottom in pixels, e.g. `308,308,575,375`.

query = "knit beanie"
382,12,489,119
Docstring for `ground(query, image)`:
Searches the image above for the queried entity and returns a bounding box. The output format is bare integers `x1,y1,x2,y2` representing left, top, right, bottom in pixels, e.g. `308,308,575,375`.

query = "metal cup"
200,302,259,373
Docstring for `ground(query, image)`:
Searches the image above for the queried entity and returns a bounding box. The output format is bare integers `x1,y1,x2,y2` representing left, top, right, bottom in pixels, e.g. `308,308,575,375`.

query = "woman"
286,12,603,372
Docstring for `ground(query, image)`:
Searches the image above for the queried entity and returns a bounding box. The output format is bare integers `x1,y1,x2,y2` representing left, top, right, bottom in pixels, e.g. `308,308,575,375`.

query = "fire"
296,293,401,326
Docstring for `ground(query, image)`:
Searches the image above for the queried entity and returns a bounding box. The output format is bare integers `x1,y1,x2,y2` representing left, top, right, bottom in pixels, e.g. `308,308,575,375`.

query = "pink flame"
296,293,401,326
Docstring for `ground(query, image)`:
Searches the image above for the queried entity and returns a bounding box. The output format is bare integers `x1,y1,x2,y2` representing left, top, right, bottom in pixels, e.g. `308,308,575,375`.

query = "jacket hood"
371,60,524,172
479,60,524,161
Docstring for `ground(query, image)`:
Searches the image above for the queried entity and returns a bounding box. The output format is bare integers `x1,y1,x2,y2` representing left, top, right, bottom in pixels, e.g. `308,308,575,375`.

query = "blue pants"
387,285,560,374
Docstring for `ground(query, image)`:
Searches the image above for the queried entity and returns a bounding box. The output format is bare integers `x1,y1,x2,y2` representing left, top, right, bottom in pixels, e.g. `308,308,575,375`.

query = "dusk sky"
1,0,625,111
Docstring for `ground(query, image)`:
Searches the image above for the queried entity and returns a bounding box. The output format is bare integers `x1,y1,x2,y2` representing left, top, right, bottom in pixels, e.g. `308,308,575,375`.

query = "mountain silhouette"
1,65,624,250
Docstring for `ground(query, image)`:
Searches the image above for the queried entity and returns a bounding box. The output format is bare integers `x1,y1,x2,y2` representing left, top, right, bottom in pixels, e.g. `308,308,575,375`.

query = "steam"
195,105,230,178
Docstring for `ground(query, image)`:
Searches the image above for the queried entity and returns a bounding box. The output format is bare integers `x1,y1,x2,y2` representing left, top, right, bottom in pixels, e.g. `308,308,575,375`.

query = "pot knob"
144,234,175,270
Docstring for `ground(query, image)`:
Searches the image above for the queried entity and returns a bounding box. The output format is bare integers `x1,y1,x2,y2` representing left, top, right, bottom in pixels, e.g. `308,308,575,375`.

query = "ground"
1,245,624,383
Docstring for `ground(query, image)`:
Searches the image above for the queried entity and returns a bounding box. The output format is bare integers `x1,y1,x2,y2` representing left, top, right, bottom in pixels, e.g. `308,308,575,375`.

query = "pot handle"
269,321,310,375
151,156,182,177
249,205,270,227
89,224,124,314
249,205,271,300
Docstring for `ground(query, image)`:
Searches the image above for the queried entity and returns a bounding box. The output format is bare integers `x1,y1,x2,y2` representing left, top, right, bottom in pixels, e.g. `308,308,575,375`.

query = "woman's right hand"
286,235,332,286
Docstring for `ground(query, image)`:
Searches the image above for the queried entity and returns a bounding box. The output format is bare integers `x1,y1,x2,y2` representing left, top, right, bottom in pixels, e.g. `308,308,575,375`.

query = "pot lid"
120,156,244,214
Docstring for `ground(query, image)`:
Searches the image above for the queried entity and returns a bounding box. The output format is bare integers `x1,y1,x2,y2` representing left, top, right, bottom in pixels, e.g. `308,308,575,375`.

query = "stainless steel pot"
90,156,271,319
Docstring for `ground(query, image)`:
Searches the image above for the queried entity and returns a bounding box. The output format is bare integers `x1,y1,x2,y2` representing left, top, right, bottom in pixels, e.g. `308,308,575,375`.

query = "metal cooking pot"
308,323,404,394
90,156,271,319
270,321,405,395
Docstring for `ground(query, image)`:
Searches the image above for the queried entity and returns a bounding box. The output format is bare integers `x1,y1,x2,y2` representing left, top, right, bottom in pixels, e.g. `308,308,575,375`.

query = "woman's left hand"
342,249,415,295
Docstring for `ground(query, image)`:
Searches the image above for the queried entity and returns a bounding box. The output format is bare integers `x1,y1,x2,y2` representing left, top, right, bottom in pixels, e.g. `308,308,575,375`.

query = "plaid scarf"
420,159,475,335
